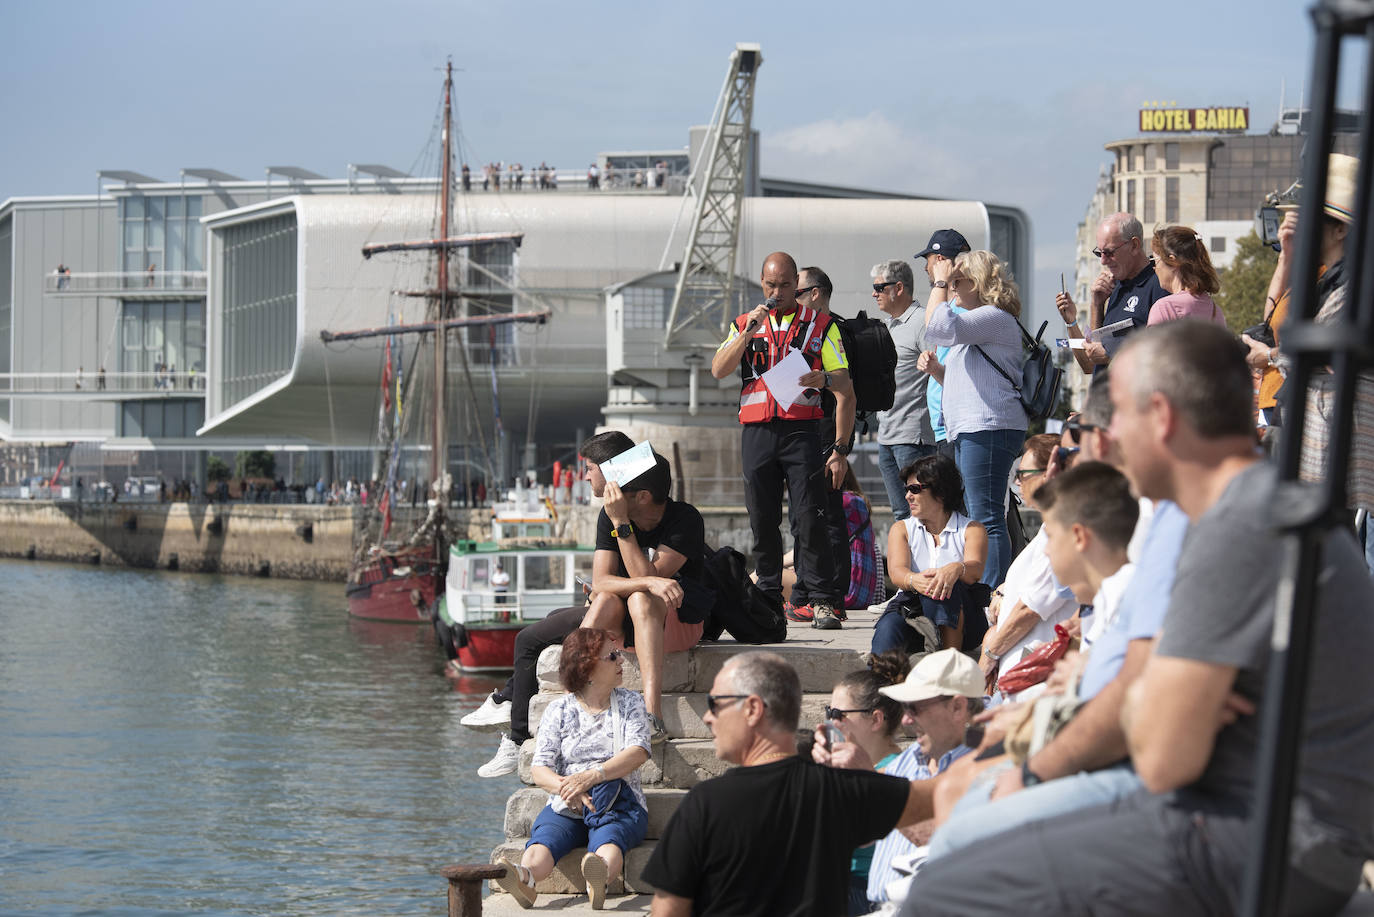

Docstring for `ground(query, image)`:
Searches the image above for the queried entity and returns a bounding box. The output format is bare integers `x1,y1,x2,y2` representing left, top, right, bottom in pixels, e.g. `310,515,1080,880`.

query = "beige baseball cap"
879,648,985,704
1325,153,1358,225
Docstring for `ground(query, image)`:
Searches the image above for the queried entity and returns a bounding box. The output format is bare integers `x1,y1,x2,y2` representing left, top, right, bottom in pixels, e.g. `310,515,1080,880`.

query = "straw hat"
1325,153,1358,224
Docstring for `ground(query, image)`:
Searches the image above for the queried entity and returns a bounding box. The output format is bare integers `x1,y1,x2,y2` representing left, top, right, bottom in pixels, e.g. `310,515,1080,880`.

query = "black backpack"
699,545,787,644
832,311,898,417
973,319,1063,423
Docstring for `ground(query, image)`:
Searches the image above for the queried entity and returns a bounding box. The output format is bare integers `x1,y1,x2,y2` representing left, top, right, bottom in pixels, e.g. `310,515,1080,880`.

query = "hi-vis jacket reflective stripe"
736,306,832,424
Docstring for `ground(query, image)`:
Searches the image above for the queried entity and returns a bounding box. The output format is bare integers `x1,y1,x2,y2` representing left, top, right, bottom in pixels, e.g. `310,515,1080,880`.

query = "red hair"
559,627,612,693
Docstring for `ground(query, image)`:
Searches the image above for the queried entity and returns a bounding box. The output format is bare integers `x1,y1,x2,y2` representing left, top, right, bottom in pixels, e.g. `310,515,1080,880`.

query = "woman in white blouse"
924,251,1029,593
496,628,652,910
872,454,989,653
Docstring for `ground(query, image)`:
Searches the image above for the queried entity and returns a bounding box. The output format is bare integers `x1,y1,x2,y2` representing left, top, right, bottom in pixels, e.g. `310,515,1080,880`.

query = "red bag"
996,624,1072,695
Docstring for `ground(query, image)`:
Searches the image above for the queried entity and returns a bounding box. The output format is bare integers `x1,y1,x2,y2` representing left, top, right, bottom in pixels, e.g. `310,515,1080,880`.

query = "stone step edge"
480,891,652,916
504,786,687,842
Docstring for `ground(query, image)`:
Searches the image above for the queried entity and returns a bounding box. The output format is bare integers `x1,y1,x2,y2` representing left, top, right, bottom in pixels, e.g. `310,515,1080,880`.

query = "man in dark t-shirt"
645,652,923,917
582,451,707,743
908,322,1374,915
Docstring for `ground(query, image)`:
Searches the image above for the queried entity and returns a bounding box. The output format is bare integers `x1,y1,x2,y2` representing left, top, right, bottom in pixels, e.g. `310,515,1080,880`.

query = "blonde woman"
924,250,1028,591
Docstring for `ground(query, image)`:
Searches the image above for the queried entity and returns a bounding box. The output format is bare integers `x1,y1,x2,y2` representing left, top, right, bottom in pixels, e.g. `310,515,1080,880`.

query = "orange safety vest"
735,306,833,424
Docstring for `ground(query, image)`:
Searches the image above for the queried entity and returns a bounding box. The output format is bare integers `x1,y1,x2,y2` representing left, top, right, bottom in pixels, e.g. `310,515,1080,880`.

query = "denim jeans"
953,428,1025,588
926,761,1142,862
878,442,937,521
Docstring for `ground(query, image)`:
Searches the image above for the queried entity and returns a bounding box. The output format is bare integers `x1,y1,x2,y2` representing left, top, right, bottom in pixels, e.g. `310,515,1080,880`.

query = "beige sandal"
495,856,537,909
580,851,609,909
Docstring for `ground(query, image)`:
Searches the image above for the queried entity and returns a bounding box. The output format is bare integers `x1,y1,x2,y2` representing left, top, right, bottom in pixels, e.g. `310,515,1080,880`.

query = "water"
0,558,518,915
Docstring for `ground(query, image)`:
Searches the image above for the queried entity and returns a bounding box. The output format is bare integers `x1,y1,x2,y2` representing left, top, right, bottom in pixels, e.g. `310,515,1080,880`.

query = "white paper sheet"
600,441,657,487
759,348,814,408
1055,338,1088,350
1087,318,1136,355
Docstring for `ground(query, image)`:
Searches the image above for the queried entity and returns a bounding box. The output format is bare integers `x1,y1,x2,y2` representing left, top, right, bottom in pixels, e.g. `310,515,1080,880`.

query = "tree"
206,455,231,482
235,450,275,479
1215,231,1279,332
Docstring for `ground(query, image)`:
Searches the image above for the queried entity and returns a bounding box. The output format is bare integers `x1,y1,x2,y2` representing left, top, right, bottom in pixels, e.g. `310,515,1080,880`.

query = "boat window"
523,555,567,591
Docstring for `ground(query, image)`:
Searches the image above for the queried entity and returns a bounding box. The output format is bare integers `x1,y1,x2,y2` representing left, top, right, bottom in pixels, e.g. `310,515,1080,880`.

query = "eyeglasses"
1013,467,1045,479
1064,419,1101,444
904,697,950,716
904,482,927,496
1092,240,1134,259
824,705,875,720
796,285,818,296
706,694,751,715
602,649,622,663
872,281,897,294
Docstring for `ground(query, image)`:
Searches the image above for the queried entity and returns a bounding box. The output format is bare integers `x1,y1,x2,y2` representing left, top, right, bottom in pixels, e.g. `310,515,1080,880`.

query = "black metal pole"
1242,3,1374,915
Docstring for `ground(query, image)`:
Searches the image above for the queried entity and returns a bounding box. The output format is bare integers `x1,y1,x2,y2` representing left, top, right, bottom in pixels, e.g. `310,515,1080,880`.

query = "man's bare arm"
1123,654,1240,793
893,775,939,830
1026,637,1153,779
651,891,693,917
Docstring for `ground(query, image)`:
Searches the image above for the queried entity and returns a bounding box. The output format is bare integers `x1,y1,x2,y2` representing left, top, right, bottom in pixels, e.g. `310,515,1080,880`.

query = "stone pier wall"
0,500,851,583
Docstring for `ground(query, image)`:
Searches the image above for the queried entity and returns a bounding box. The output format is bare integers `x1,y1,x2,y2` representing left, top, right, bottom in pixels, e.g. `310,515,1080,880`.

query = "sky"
0,0,1362,324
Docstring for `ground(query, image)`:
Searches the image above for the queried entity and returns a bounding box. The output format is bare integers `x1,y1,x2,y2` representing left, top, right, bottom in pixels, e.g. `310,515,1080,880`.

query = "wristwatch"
1021,760,1044,787
932,280,949,289
611,522,635,539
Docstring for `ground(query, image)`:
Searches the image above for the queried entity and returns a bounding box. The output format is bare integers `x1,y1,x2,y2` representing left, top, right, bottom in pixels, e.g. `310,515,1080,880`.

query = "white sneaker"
477,735,521,778
461,693,512,728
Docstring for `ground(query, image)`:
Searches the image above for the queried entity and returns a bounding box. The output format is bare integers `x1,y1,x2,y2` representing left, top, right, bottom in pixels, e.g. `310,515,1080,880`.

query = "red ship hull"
346,550,441,622
453,622,521,673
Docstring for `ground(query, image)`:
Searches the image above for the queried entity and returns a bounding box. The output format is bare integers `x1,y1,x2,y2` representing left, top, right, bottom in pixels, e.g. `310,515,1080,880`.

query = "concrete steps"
480,892,653,914
490,839,661,896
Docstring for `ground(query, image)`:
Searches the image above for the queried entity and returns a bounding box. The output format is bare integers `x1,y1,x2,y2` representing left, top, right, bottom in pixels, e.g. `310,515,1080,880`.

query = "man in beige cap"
814,649,984,910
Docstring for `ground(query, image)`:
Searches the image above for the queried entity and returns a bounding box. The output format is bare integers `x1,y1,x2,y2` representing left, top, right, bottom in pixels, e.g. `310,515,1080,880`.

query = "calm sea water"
0,558,518,916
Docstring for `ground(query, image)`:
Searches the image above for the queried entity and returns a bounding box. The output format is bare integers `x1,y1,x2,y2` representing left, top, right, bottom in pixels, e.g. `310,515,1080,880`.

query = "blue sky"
1,0,1359,315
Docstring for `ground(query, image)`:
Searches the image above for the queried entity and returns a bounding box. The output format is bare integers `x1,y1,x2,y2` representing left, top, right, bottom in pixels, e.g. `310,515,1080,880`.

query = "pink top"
1148,291,1227,328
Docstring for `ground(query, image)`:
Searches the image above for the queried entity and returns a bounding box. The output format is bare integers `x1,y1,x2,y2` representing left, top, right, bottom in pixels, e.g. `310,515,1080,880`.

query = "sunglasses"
602,649,623,663
1064,419,1101,444
904,482,927,496
706,694,750,715
824,705,875,720
872,281,897,294
795,285,819,296
1092,240,1133,259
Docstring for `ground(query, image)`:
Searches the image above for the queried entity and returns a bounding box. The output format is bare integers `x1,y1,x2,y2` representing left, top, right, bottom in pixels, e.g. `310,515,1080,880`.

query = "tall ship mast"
340,63,546,622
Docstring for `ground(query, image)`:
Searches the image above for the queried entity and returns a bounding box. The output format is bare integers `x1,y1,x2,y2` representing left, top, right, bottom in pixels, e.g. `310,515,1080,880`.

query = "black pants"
492,605,586,743
903,789,1358,917
742,420,841,606
791,482,849,608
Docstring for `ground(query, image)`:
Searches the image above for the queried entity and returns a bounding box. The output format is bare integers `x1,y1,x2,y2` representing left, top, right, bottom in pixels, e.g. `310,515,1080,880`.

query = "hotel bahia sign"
1138,105,1250,133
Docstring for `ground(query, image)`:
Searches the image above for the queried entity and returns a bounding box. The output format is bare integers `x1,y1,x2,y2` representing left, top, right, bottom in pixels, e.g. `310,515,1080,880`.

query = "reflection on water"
0,559,519,916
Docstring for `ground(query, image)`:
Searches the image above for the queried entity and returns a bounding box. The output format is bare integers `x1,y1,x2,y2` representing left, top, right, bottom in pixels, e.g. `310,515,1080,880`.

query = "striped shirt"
866,743,972,903
924,301,1027,439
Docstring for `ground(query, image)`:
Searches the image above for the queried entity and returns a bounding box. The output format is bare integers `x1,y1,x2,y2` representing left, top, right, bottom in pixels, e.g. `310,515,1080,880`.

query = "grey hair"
725,651,802,732
1117,321,1255,439
1105,212,1144,244
1082,370,1114,428
870,259,914,290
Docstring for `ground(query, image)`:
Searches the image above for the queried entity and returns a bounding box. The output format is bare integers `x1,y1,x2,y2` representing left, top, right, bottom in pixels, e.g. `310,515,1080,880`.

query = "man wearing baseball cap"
854,649,982,909
913,230,973,457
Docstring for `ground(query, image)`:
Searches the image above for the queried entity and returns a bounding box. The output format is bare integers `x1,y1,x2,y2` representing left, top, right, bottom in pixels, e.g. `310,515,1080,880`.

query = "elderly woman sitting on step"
496,627,652,910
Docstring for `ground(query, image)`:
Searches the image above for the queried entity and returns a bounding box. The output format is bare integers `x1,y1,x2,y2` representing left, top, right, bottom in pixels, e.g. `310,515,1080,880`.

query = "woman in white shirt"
979,434,1080,695
872,454,989,654
496,628,652,910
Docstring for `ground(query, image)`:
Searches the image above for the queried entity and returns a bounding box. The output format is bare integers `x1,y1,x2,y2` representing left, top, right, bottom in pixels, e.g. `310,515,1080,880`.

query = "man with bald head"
711,252,851,630
1056,212,1166,373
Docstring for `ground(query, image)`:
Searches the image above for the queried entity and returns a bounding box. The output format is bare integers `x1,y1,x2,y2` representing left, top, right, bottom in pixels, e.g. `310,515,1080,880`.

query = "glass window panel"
1211,237,1226,253
164,401,185,438
188,197,202,218
125,197,144,220
121,402,142,437
148,217,164,251
166,220,184,273
1144,145,1156,170
147,199,163,222
167,197,183,219
124,220,144,249
1165,143,1180,170
165,302,183,375
145,302,164,351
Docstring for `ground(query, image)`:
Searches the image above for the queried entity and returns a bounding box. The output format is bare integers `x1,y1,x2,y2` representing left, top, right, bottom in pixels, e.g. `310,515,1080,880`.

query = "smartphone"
822,724,845,748
964,723,986,749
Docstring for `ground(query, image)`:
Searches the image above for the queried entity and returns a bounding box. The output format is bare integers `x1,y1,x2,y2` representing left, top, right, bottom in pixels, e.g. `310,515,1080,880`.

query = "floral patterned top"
532,686,652,813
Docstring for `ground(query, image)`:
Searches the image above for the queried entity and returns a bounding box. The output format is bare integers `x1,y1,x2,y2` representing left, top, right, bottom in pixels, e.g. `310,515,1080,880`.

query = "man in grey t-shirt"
905,321,1374,916
871,259,935,520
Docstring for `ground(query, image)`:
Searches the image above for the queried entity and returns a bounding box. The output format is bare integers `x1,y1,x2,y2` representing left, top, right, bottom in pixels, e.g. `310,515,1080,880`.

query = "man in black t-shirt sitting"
582,452,708,744
644,651,929,917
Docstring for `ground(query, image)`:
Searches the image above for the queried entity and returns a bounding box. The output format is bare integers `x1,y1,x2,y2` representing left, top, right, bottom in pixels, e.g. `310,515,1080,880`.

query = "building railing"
43,271,208,296
0,371,207,395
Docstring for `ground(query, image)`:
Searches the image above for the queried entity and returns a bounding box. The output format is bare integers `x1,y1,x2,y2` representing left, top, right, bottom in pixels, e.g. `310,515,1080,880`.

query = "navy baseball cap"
915,229,971,260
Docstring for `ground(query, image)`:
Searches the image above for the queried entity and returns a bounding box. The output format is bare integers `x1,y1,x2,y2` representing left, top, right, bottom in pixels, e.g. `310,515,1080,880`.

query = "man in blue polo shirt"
913,228,971,458
1056,212,1166,374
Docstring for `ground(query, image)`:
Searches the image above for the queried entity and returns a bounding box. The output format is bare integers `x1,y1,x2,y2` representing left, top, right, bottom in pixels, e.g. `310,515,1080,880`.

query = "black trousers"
742,420,841,606
791,482,849,608
492,604,586,743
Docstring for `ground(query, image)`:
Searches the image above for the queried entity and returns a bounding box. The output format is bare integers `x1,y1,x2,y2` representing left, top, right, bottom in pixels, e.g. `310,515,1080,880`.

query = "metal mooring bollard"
440,863,506,916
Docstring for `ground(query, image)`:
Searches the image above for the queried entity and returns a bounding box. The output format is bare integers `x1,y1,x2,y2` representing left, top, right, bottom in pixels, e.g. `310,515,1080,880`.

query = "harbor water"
0,558,515,915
